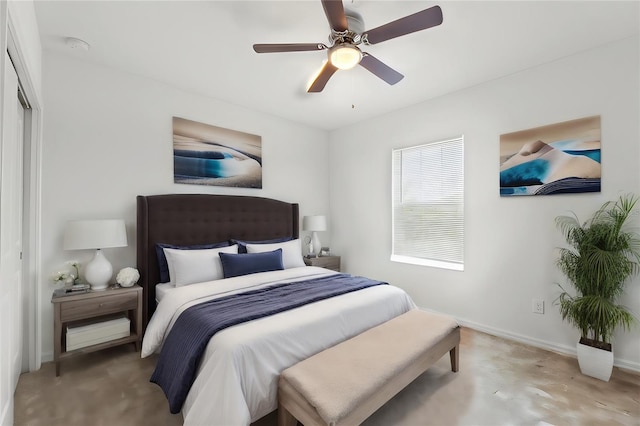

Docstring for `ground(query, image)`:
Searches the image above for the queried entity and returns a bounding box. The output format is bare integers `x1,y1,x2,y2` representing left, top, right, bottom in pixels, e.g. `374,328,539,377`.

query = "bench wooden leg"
278,402,298,426
449,345,459,372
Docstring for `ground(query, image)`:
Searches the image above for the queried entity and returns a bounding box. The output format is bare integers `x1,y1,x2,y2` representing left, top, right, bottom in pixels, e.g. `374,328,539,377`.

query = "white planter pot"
576,341,613,382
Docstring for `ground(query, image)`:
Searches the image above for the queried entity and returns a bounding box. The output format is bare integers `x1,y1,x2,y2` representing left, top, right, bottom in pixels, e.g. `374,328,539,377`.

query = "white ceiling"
34,1,639,131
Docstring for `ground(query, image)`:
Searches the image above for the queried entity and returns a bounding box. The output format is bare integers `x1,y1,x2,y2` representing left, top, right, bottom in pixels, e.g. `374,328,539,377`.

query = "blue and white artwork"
173,117,262,188
499,116,601,196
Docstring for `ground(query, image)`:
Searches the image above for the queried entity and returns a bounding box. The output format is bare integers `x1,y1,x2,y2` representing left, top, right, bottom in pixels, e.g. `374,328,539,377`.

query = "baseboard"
419,307,640,374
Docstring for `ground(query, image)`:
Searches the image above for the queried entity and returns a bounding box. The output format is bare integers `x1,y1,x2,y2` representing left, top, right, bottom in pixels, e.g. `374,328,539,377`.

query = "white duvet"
142,266,416,425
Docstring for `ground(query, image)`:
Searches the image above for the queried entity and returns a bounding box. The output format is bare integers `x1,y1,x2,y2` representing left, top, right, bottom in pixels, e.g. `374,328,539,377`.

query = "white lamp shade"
302,215,327,232
63,219,128,250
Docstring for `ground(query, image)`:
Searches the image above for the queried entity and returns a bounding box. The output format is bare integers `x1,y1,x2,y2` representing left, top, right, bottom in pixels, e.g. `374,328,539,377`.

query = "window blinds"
391,137,464,270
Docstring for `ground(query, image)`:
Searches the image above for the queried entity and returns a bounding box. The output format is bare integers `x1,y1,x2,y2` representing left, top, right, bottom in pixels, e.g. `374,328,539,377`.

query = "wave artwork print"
499,116,601,196
173,117,262,188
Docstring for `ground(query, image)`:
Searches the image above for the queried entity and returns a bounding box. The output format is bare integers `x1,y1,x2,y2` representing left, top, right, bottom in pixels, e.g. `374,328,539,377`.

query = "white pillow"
246,239,305,269
164,244,239,287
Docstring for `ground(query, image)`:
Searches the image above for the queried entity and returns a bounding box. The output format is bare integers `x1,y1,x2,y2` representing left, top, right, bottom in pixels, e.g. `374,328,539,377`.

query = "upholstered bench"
277,309,460,426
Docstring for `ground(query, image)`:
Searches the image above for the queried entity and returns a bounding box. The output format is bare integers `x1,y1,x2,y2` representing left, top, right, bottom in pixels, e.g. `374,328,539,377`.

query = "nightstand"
304,255,341,272
51,285,142,376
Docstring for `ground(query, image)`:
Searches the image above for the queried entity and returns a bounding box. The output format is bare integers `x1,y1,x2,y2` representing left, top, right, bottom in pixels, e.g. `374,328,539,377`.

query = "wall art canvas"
173,117,262,188
499,115,601,196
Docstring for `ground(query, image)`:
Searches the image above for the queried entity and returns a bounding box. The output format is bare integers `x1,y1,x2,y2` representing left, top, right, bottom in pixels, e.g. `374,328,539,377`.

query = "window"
391,136,464,270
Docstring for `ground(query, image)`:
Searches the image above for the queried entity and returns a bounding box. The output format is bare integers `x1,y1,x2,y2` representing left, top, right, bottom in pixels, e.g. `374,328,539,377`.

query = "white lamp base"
311,231,321,256
84,249,113,291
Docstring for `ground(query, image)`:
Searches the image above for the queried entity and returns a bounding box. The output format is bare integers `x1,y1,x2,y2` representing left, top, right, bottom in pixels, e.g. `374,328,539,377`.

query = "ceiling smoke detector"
65,37,90,51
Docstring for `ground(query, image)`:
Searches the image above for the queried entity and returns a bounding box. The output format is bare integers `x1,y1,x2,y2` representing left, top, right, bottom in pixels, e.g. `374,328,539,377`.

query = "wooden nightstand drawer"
60,292,138,322
304,256,340,272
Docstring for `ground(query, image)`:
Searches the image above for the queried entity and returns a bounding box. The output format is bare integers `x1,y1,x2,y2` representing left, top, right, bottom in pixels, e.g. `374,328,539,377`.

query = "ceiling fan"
253,0,443,93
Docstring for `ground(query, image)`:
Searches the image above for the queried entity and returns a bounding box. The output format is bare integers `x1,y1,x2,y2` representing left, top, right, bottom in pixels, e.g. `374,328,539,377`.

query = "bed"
137,194,416,425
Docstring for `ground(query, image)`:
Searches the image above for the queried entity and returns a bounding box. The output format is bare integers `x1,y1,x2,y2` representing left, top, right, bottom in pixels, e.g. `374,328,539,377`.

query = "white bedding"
142,266,416,425
154,282,173,302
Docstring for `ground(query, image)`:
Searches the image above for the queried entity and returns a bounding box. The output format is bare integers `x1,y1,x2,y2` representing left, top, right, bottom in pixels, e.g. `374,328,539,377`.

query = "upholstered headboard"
136,194,299,325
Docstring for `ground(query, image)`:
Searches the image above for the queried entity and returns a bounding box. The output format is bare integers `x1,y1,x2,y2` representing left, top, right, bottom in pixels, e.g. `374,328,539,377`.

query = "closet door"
0,50,24,426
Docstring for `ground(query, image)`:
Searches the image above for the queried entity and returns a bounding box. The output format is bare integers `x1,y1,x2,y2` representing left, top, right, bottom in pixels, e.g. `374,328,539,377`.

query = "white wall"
329,37,640,370
40,52,330,361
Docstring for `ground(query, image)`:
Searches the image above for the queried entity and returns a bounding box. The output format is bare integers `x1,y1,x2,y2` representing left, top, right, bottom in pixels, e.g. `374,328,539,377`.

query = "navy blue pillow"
230,237,293,253
155,242,230,283
219,249,284,279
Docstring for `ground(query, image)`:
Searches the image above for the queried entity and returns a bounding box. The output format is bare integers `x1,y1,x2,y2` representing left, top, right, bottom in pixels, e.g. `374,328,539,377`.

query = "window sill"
390,255,464,271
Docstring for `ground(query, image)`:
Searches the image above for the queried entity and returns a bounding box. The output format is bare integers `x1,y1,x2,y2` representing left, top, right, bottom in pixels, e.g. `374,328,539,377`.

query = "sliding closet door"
0,50,24,426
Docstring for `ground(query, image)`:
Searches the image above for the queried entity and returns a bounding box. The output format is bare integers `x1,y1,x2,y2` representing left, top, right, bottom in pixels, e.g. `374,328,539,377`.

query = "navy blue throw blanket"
151,273,387,413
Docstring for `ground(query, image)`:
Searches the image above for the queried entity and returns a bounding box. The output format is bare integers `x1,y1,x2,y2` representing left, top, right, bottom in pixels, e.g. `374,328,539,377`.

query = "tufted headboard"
136,194,299,325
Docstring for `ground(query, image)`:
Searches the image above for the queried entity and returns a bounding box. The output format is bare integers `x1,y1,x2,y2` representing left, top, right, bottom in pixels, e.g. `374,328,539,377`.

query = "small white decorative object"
51,272,67,289
116,267,140,288
65,260,81,283
51,266,78,289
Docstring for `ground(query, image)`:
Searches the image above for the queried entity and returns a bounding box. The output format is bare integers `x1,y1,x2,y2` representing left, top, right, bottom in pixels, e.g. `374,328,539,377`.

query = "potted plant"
555,194,640,381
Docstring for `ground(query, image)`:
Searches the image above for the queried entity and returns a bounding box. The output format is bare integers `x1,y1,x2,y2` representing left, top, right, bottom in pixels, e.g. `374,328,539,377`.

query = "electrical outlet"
532,299,544,314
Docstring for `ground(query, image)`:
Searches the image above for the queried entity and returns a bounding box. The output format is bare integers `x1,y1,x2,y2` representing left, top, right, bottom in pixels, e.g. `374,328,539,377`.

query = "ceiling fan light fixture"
252,1,444,92
329,44,362,70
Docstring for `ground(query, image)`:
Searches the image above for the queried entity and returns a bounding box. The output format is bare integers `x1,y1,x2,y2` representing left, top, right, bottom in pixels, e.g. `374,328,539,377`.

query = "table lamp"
302,215,326,257
63,219,128,290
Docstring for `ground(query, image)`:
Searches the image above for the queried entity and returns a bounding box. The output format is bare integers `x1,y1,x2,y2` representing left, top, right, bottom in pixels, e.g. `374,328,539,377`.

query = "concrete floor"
14,328,640,426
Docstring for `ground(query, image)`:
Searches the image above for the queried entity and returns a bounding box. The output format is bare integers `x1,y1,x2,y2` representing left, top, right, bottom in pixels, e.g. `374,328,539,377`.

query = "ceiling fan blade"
359,53,404,85
321,0,348,32
308,62,339,93
364,5,443,45
253,43,328,53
